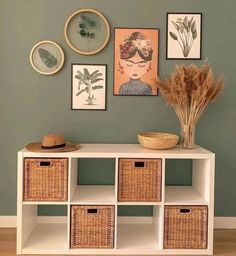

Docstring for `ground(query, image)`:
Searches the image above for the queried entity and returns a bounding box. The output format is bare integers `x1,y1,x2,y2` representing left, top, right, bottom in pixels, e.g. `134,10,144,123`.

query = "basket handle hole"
40,161,51,167
135,162,145,168
180,208,191,214
87,209,97,214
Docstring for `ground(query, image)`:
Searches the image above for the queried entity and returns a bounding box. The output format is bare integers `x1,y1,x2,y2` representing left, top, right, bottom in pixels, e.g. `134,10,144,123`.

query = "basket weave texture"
164,206,208,249
138,132,178,150
118,158,162,202
70,205,114,249
23,158,68,201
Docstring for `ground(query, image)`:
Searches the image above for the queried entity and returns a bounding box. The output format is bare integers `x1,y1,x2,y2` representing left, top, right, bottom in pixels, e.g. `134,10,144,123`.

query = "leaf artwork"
38,48,58,68
75,67,104,105
169,16,198,57
169,32,178,40
78,14,96,51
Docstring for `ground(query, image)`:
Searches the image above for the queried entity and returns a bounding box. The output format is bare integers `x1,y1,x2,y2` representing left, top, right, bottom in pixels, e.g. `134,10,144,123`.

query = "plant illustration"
38,48,58,68
75,68,103,105
78,14,96,51
169,16,197,57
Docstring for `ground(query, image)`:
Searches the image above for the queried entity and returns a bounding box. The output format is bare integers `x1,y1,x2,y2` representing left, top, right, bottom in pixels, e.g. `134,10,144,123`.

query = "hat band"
41,143,66,149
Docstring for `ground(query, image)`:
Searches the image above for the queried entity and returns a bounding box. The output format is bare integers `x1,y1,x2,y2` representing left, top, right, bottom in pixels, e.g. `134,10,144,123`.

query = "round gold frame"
30,40,65,75
64,9,110,55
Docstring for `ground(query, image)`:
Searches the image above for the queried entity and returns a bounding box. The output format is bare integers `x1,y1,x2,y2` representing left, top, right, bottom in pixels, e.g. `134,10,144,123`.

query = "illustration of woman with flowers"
117,31,155,95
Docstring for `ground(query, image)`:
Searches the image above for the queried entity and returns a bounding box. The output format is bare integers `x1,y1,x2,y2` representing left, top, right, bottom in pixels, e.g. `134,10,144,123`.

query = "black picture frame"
71,63,107,111
166,12,202,60
113,27,160,96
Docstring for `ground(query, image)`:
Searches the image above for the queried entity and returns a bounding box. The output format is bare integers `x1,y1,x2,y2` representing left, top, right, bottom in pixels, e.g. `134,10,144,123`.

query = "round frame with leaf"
30,40,64,75
64,9,110,55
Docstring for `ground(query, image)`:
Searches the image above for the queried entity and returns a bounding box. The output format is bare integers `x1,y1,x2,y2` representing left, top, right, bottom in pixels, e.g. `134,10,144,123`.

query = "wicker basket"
164,206,208,249
118,158,162,202
23,158,68,201
138,132,179,150
70,205,115,249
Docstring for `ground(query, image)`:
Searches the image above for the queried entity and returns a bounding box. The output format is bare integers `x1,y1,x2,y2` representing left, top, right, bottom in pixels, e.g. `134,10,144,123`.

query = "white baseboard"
214,217,236,229
1,216,236,228
0,216,17,227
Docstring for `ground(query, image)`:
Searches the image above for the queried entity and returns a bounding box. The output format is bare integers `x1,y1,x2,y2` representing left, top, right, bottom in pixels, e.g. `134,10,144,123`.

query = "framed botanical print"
114,28,159,96
166,13,202,59
71,64,107,110
64,9,110,55
30,40,64,75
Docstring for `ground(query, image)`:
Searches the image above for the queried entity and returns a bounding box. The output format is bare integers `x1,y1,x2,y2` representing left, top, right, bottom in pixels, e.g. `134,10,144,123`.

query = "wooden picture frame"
113,28,159,96
64,9,110,55
71,64,107,110
166,13,202,60
30,40,64,75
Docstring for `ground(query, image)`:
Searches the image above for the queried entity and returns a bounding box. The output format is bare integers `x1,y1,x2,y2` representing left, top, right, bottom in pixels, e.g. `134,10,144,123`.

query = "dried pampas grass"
156,62,224,149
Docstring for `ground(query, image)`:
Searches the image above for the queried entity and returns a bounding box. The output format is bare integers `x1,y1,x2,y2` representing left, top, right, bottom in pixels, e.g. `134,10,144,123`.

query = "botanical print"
38,48,58,68
65,10,109,55
75,68,104,105
170,16,197,57
30,41,64,75
78,14,96,51
72,64,106,110
167,13,202,59
114,28,159,96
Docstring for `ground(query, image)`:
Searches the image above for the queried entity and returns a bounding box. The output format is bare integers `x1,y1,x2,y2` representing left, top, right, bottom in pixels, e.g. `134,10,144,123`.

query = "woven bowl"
138,132,179,150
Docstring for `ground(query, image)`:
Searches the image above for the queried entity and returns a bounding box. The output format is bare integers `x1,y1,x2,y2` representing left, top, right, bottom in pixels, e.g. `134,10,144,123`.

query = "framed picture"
30,40,64,75
166,13,202,59
71,64,107,110
64,9,110,55
114,28,159,96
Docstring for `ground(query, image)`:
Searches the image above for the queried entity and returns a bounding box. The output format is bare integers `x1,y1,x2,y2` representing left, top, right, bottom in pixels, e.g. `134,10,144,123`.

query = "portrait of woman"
114,28,159,96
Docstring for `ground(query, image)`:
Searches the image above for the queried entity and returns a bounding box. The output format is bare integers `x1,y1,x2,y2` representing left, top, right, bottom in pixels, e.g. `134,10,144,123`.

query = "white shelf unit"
17,144,215,255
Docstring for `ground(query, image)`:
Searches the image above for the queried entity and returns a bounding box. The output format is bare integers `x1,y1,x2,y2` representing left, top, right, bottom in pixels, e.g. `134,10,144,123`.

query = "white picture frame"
71,64,107,110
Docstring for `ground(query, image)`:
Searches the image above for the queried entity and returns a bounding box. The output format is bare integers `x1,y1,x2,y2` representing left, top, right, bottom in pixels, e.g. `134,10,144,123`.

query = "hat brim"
26,141,80,152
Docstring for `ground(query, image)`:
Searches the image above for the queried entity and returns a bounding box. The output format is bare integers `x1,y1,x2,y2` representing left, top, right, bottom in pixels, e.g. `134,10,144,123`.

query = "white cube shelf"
17,144,215,255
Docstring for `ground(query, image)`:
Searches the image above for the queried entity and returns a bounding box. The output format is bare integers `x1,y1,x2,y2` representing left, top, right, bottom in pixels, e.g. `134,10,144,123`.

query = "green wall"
0,0,235,216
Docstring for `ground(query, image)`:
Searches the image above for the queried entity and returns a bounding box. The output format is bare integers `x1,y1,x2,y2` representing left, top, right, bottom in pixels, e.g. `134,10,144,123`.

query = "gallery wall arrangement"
0,0,235,223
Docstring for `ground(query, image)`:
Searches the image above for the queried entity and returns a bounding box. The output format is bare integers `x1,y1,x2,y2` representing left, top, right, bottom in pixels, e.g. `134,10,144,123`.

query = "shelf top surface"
71,185,115,205
19,144,214,158
165,186,208,205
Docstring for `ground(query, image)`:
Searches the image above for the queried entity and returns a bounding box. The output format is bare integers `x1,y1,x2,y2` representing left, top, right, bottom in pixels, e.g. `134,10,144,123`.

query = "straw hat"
26,133,80,152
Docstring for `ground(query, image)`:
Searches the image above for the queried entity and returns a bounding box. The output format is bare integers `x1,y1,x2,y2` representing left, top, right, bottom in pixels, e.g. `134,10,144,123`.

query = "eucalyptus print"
170,16,198,57
78,15,96,51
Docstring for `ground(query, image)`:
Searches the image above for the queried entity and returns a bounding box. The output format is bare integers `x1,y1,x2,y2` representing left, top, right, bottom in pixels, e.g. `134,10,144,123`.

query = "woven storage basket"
118,158,162,202
70,205,115,249
23,158,68,201
164,205,208,249
138,132,179,150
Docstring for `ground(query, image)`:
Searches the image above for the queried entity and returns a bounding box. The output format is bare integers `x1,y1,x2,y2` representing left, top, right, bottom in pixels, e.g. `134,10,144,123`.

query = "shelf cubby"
19,204,68,254
164,158,212,205
117,205,162,251
117,223,159,251
22,223,67,254
69,158,115,204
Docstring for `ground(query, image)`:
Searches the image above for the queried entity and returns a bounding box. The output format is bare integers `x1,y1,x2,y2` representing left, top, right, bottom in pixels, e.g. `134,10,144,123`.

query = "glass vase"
180,124,195,149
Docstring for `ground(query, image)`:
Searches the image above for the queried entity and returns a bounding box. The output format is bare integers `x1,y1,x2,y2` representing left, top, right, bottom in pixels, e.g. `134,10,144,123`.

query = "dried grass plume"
156,62,224,148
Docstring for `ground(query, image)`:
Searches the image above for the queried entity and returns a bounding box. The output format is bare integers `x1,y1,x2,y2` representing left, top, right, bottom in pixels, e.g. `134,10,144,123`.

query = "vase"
180,124,195,149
